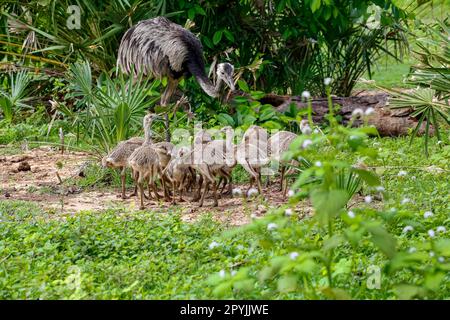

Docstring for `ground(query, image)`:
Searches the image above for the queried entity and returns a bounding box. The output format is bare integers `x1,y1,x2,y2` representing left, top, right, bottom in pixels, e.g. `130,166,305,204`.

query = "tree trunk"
259,91,432,136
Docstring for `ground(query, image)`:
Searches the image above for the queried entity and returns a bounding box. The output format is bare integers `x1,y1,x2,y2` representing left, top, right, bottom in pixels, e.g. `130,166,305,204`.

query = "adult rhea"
117,16,236,141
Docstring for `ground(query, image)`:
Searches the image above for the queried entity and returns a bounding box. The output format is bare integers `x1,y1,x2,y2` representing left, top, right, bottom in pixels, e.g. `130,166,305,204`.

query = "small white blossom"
302,139,313,149
347,211,355,218
232,188,242,196
436,226,446,233
301,91,311,99
411,176,416,180
438,257,445,263
324,77,332,86
313,128,320,134
315,161,322,167
267,223,278,231
364,107,375,116
375,186,385,192
219,270,226,278
209,241,220,249
429,251,435,257
352,108,364,118
428,229,435,238
390,207,397,212
402,226,414,233
364,195,372,203
247,188,259,197
423,211,433,219
287,190,295,197
250,213,258,219
437,140,443,145
401,198,411,205
231,270,237,276
285,208,293,216
290,252,299,260
397,170,407,177
301,125,312,135
408,247,417,253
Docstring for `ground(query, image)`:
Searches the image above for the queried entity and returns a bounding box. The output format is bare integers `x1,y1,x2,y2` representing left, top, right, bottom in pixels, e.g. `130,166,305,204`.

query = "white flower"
423,211,433,219
352,108,364,118
287,190,295,197
397,170,407,177
285,208,293,216
301,91,311,99
219,269,226,278
429,251,435,257
324,77,332,86
315,161,322,167
411,176,416,180
290,252,299,260
428,229,435,238
347,211,355,218
375,186,385,192
313,128,320,134
301,125,312,135
232,188,242,196
402,226,414,233
231,270,237,276
438,257,445,263
209,241,220,249
408,247,417,253
247,188,259,197
250,213,258,219
267,223,278,231
364,195,372,204
390,207,397,212
436,226,446,233
401,198,411,205
437,140,443,145
302,139,313,149
364,107,375,116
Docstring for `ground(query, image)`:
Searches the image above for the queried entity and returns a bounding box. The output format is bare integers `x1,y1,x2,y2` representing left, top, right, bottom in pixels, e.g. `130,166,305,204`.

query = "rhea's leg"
193,175,203,202
199,181,210,207
279,166,285,192
212,182,219,207
161,78,179,142
120,167,127,199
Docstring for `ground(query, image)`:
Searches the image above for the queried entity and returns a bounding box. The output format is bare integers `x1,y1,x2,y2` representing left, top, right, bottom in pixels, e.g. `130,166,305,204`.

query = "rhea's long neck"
189,61,222,98
143,122,153,145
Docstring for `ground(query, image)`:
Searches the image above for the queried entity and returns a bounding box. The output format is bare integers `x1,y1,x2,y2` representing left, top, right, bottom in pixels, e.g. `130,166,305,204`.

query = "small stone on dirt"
17,161,31,172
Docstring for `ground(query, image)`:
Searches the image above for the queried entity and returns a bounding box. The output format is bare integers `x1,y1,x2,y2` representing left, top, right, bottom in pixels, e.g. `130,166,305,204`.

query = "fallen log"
259,91,432,137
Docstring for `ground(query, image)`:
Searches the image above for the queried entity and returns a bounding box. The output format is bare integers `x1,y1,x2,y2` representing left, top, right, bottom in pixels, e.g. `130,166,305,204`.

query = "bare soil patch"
1,145,312,226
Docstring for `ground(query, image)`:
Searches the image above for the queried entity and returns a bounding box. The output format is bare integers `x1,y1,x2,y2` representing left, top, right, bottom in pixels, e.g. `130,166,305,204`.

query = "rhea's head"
216,63,235,91
143,113,161,127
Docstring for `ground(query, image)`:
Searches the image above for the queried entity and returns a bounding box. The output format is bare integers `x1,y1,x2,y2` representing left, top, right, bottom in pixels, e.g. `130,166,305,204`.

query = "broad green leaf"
310,0,322,13
352,168,381,186
277,275,298,293
213,30,223,45
311,189,348,220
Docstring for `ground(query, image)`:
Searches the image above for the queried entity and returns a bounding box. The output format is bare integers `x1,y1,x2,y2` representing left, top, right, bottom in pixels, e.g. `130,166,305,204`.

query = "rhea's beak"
224,75,235,91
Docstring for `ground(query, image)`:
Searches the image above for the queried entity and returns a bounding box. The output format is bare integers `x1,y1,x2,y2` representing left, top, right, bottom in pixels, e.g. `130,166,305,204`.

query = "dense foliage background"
0,0,449,300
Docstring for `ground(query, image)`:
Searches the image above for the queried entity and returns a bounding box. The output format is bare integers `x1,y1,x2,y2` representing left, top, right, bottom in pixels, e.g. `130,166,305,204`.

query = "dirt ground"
0,145,312,226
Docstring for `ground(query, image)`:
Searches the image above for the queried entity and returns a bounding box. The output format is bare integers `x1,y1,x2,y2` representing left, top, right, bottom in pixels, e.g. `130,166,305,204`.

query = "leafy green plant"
378,21,450,156
63,60,161,154
0,71,33,121
207,81,450,299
